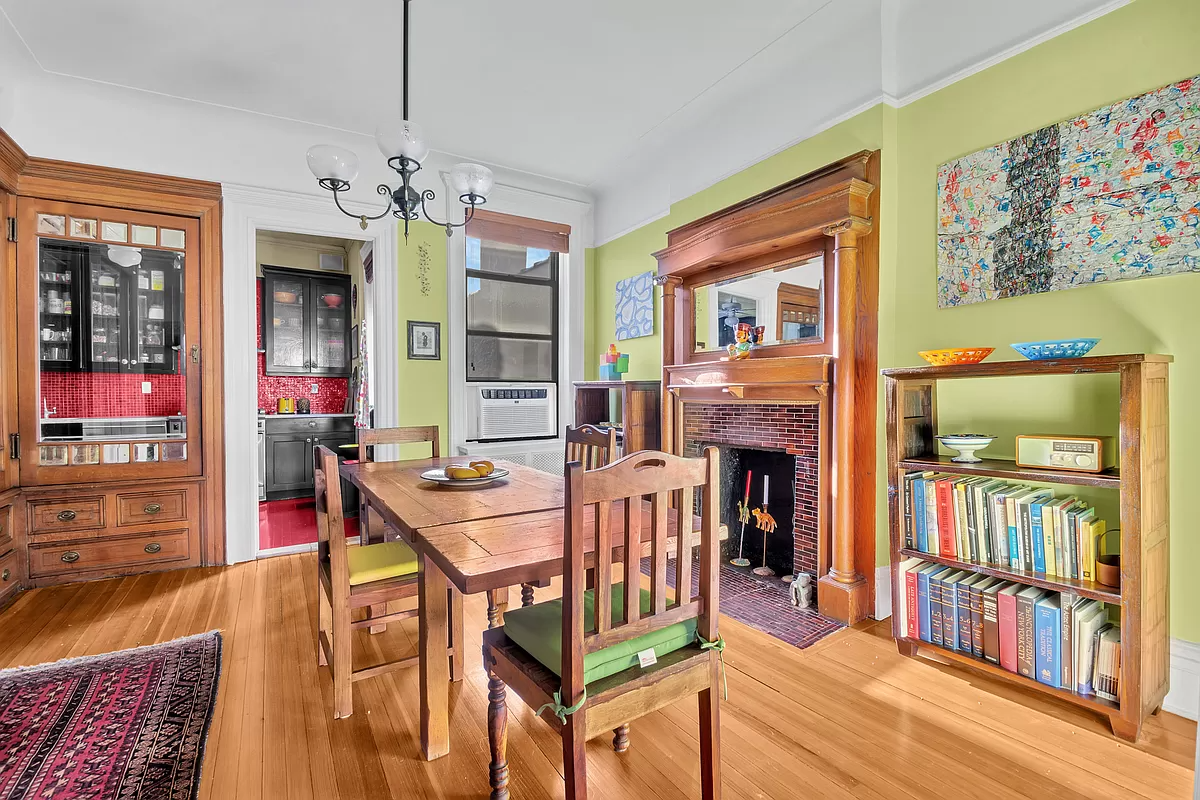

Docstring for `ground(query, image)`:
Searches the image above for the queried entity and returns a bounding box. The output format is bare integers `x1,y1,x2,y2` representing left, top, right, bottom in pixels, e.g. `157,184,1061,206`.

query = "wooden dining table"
340,456,718,762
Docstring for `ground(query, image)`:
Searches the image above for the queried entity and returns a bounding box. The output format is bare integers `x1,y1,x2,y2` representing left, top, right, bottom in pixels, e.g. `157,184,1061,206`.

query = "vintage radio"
1015,435,1114,473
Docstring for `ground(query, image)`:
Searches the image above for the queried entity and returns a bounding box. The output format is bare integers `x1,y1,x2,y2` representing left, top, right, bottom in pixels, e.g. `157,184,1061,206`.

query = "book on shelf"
900,470,1115,583
897,558,1121,703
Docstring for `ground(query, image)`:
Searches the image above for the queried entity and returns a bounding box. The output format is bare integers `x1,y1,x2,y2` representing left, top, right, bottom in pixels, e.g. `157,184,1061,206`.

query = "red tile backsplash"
41,372,186,418
256,280,348,414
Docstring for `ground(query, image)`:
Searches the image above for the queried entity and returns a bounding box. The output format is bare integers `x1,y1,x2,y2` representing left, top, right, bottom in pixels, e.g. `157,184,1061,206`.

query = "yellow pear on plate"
469,460,495,477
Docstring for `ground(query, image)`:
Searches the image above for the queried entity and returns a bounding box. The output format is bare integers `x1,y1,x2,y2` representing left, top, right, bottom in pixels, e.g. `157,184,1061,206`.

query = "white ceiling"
0,0,1126,239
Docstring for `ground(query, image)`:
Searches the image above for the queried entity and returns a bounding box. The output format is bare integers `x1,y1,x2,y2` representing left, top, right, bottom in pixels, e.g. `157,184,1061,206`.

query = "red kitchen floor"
258,498,358,552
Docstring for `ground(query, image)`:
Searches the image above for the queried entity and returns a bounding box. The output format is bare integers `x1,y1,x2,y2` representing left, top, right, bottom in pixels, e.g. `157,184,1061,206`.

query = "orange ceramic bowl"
917,347,994,366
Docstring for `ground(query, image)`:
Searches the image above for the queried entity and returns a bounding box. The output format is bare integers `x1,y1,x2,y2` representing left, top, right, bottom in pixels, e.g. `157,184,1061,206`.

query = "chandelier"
305,0,493,240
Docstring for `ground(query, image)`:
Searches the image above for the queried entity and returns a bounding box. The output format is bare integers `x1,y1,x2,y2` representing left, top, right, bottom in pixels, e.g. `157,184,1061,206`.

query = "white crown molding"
888,0,1131,107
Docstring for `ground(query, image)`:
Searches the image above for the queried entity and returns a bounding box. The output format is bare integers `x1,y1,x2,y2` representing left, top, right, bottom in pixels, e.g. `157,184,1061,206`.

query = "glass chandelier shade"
375,118,429,163
306,144,360,187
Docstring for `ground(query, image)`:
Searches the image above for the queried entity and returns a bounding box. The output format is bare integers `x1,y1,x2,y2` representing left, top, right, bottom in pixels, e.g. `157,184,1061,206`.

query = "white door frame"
221,184,398,563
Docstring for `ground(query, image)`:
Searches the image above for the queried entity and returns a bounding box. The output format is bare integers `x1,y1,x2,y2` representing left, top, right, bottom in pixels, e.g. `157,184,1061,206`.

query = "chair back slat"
593,500,613,635
649,491,669,614
564,424,616,472
314,445,348,576
675,485,695,606
562,449,719,679
357,425,440,461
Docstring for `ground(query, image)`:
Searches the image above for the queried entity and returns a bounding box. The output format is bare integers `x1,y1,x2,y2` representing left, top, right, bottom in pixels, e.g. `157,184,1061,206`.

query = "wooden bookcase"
882,354,1171,742
572,380,660,454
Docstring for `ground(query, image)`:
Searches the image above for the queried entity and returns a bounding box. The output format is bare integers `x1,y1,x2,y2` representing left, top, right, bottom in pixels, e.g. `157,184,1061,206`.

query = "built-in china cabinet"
0,125,224,602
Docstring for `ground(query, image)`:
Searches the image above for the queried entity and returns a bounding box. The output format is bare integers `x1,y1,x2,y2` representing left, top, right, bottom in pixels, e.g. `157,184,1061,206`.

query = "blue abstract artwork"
614,271,654,340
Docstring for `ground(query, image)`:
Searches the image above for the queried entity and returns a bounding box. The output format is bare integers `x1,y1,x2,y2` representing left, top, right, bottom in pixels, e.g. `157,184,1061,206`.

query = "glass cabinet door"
18,199,202,485
311,279,349,375
264,273,310,374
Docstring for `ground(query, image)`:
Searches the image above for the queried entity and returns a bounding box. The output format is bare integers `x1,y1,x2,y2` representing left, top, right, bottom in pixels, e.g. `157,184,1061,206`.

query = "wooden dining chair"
356,424,440,541
565,423,618,471
315,445,427,719
482,449,723,800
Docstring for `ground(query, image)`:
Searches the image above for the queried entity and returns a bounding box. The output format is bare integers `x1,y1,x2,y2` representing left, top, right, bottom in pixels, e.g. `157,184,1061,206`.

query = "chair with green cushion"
314,445,432,719
483,449,724,800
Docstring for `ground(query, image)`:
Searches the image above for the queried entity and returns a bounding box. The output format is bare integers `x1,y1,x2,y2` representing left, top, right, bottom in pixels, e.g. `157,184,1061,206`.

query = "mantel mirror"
692,254,824,353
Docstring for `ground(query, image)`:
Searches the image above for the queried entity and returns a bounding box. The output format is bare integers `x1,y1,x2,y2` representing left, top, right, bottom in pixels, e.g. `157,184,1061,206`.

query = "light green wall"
394,222,450,459
588,0,1200,642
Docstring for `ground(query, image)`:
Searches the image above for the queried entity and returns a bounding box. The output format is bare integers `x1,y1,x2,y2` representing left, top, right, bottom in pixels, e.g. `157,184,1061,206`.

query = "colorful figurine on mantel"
723,322,766,361
600,343,631,381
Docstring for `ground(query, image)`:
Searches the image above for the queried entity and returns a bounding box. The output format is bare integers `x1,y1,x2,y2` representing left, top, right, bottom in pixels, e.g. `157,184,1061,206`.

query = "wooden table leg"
520,583,535,607
486,654,510,800
449,585,464,682
419,553,450,760
486,590,503,629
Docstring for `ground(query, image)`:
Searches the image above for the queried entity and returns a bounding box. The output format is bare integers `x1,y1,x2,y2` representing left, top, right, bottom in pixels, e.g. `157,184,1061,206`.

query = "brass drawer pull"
144,543,162,554
2,568,9,581
57,510,77,522
144,503,163,515
61,551,80,563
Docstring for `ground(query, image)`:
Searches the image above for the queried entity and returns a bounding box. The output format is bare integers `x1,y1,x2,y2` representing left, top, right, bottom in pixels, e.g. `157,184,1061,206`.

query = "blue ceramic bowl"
1010,338,1099,361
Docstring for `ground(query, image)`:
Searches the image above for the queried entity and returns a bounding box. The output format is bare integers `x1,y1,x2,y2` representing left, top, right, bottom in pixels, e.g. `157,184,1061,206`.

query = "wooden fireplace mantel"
654,150,880,625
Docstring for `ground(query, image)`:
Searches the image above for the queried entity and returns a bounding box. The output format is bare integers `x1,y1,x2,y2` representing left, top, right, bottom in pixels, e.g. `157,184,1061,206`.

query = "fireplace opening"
712,445,797,578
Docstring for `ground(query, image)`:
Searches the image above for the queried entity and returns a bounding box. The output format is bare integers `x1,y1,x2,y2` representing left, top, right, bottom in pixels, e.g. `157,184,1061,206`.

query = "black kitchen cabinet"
262,416,357,511
261,267,351,377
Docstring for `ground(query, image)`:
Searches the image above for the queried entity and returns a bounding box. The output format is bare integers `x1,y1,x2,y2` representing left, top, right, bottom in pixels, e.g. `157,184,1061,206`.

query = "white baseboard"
874,564,892,621
1164,638,1200,721
256,536,362,559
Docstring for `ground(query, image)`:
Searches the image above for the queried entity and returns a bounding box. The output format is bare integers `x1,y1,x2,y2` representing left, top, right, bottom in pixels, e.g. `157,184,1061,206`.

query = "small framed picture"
349,325,359,360
407,320,440,360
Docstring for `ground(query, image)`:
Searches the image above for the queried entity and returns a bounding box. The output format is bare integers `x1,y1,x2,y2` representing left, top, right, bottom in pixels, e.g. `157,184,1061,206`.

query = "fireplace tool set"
729,470,778,576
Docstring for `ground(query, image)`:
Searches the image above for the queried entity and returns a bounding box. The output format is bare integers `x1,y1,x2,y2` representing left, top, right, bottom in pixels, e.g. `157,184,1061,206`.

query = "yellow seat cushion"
346,541,419,586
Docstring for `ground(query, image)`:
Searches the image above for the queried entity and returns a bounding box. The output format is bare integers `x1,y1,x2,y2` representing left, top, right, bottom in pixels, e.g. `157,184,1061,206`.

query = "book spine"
957,483,974,563
956,581,973,654
1061,594,1075,690
906,568,919,640
1080,519,1094,581
1019,501,1034,572
1041,504,1058,578
1035,602,1061,688
983,588,1001,664
903,476,914,550
942,580,959,651
1066,512,1079,580
924,480,940,556
936,481,956,557
1006,497,1020,570
1031,503,1046,574
975,485,992,565
918,571,932,642
969,584,986,657
999,591,1018,672
993,494,1009,566
914,479,927,552
1016,593,1036,679
1052,504,1065,579
929,576,944,646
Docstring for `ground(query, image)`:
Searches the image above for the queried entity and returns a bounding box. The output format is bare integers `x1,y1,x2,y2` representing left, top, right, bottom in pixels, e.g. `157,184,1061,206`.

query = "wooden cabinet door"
315,433,357,512
0,192,16,492
264,432,313,495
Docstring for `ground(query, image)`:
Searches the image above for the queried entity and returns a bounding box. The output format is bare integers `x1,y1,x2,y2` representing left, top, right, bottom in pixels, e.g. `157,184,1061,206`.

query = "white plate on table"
420,466,510,488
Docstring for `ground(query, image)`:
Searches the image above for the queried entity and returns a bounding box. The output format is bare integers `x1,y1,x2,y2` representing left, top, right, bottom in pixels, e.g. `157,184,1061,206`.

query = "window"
464,211,568,383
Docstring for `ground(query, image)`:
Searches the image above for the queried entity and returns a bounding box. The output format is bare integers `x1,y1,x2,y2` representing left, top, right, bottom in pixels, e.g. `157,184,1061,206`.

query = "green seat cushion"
502,585,697,684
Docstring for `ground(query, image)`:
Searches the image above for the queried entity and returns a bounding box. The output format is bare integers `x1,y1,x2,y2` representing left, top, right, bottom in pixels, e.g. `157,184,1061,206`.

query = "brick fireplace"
684,404,820,578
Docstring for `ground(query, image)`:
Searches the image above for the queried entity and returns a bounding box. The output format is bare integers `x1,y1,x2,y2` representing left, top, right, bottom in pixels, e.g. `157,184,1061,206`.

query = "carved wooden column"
657,275,684,455
817,222,871,624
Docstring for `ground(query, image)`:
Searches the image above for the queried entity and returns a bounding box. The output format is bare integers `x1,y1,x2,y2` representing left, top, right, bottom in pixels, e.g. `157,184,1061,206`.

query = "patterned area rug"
0,631,222,800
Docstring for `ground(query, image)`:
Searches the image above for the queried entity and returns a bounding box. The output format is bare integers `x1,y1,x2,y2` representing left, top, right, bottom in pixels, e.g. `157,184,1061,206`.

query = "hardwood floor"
0,554,1194,799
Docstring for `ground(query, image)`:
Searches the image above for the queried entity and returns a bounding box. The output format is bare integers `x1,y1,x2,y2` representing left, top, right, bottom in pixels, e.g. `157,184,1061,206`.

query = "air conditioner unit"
467,383,557,442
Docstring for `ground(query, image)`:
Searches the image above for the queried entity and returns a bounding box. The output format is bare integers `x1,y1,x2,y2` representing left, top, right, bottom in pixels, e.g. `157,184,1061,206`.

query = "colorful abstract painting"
615,271,655,340
937,75,1200,307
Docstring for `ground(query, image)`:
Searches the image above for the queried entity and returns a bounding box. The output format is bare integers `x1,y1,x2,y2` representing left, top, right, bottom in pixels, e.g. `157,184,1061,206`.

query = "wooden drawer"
117,489,188,527
29,528,190,578
0,502,12,553
263,415,355,435
30,497,105,534
0,548,18,590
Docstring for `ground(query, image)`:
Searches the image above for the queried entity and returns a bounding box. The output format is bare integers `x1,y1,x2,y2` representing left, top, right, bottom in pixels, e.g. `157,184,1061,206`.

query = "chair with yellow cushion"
483,449,724,799
314,445,427,719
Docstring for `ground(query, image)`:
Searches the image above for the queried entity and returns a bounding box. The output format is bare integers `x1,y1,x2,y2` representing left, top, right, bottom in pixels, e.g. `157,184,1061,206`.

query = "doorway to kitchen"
255,230,371,555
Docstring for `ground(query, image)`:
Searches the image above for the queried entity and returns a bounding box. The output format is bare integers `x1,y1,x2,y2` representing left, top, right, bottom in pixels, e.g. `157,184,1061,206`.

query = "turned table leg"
486,590,503,629
520,583,535,607
612,724,630,753
487,664,510,800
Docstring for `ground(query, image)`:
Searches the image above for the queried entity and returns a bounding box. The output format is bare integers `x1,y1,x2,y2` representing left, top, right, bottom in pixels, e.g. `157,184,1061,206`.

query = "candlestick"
743,471,752,502
763,474,769,504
